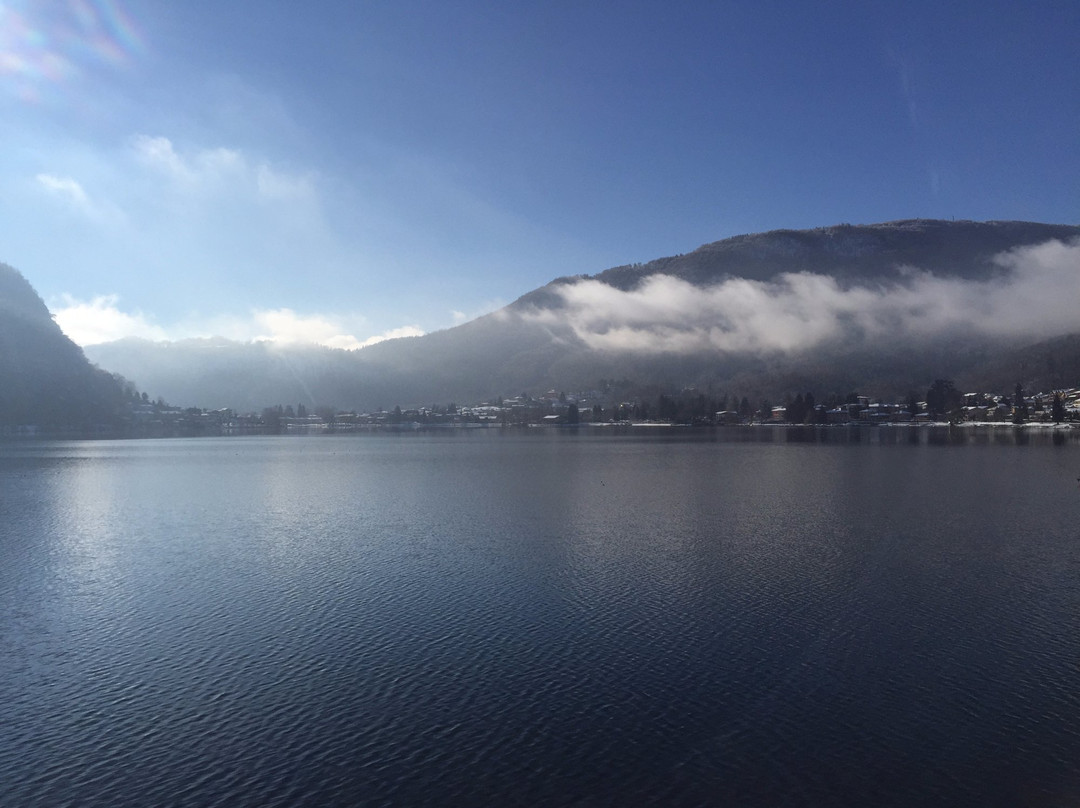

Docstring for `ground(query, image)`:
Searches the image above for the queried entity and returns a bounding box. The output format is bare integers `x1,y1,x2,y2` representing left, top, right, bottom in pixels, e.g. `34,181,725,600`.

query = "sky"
1,0,1078,349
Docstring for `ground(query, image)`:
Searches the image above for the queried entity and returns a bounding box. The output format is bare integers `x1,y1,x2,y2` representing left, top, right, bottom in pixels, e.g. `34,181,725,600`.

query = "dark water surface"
2,429,1079,806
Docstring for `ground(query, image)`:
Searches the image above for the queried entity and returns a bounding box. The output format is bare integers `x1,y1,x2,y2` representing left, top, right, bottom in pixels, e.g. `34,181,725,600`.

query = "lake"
2,428,1079,806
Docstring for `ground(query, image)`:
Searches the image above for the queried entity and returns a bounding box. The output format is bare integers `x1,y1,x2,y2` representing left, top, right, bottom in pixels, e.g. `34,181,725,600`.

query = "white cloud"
130,134,314,205
131,135,246,185
35,173,123,224
130,135,194,181
357,325,425,348
197,147,244,176
449,298,505,326
52,294,169,345
36,173,88,204
520,239,1080,355
248,308,366,349
225,312,423,350
256,163,315,202
49,295,424,352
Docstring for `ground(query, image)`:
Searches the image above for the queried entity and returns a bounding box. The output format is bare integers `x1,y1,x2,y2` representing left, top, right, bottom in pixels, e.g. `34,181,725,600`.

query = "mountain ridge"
513,219,1080,309
79,219,1080,412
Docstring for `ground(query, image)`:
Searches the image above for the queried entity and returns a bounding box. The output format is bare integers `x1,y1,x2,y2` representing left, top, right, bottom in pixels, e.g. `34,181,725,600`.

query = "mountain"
0,262,133,430
568,218,1078,289
85,219,1080,411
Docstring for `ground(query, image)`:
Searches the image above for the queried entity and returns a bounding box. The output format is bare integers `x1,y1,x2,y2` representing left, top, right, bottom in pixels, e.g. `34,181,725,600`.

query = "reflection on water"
1,432,1079,806
729,423,1080,446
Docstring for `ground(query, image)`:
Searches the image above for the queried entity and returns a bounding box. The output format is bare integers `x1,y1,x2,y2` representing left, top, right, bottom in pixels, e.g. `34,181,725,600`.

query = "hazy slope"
85,219,1080,411
0,262,131,427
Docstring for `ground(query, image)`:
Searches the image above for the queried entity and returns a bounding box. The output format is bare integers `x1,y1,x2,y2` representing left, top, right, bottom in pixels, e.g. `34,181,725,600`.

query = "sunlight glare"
0,0,144,103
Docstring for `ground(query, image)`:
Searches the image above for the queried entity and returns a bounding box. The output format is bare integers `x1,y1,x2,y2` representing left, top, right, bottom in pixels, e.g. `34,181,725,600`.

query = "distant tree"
1051,392,1066,424
926,382,944,415
687,393,707,423
566,403,580,424
786,393,810,424
905,391,920,417
1012,383,1029,424
926,379,962,418
783,394,798,423
261,405,283,433
657,394,678,421
738,396,752,419
118,376,140,402
297,403,307,418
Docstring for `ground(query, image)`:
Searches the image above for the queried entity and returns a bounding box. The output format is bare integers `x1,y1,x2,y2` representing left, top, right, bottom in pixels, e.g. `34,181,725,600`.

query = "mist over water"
2,430,1079,806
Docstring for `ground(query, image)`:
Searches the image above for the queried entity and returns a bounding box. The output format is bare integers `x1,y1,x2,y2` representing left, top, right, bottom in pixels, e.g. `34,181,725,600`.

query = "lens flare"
0,0,145,104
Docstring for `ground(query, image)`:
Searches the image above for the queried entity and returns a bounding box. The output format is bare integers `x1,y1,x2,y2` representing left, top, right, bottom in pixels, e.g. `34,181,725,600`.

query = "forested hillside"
0,262,132,430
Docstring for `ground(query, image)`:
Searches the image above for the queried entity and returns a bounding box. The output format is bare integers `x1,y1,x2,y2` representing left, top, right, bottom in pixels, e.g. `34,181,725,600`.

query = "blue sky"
2,0,1077,348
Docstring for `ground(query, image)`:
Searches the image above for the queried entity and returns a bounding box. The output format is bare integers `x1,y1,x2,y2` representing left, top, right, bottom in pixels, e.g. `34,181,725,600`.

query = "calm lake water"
2,428,1079,807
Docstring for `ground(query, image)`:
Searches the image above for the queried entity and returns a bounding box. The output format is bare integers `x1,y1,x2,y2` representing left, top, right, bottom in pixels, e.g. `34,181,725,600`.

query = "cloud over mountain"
521,238,1080,355
81,221,1080,411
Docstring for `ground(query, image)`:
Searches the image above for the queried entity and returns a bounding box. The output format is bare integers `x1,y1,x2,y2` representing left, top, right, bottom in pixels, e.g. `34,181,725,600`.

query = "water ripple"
1,434,1079,805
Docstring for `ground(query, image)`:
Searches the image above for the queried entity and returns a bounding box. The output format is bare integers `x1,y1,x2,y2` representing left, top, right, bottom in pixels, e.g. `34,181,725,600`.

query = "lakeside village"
80,381,1080,438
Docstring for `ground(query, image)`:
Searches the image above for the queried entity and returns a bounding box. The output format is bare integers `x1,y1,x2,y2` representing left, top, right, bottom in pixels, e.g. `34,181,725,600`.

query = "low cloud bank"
52,297,423,351
521,239,1080,354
